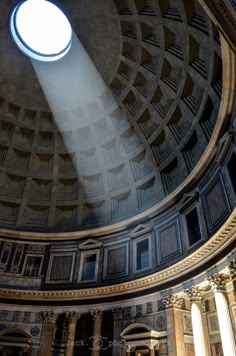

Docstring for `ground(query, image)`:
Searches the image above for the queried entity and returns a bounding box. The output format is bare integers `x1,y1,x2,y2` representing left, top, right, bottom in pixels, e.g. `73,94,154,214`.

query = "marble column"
185,286,209,356
39,312,58,356
162,294,185,356
208,273,236,356
65,312,81,356
112,308,123,356
91,310,104,356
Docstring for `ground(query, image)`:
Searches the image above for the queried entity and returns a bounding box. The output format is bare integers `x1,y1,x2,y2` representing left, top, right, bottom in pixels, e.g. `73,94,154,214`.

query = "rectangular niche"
23,255,43,277
134,235,152,273
156,219,182,264
10,244,24,273
46,253,75,283
0,242,13,270
78,250,99,282
185,207,201,247
103,243,128,279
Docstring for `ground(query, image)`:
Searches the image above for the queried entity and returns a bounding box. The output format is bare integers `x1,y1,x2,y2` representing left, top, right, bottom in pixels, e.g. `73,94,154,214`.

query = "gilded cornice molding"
0,209,235,302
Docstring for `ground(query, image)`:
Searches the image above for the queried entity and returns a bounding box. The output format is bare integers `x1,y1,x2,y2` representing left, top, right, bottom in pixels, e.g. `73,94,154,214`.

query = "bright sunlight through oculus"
10,0,72,62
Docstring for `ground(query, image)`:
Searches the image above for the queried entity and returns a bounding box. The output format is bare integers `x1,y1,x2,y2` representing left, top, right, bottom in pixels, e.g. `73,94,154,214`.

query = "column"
65,312,81,356
162,294,185,356
185,286,209,356
149,346,155,356
112,308,123,356
208,273,236,356
91,310,104,356
39,312,58,356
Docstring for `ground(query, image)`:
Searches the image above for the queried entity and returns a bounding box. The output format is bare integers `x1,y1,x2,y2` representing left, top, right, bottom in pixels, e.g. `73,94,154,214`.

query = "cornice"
0,208,235,302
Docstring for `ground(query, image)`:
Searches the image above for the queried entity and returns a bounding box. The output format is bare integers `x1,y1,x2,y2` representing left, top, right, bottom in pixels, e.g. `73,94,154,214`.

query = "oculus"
10,0,72,61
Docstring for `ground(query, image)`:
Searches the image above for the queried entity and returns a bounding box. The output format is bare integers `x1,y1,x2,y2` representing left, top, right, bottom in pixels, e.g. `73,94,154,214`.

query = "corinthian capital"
42,311,58,324
91,310,104,320
66,312,81,323
228,259,236,280
208,273,229,292
184,286,204,302
161,294,185,309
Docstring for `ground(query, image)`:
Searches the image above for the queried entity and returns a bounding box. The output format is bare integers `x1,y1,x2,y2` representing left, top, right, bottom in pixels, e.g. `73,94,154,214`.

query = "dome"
0,0,223,232
0,1,235,356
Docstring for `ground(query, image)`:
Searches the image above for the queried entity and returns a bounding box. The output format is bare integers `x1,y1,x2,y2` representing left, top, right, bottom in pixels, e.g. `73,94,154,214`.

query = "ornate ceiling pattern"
0,0,222,231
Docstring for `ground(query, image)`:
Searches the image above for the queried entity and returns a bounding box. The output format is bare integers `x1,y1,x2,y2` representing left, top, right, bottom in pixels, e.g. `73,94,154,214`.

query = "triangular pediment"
177,191,199,211
215,132,233,163
79,239,103,250
130,224,153,238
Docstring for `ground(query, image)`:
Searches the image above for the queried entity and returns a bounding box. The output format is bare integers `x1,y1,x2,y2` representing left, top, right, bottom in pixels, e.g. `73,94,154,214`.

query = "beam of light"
32,31,118,133
10,0,72,61
31,31,130,226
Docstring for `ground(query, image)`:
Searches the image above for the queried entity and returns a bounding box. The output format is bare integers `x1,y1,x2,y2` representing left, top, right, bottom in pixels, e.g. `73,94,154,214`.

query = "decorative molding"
0,209,235,302
177,191,199,212
79,239,103,250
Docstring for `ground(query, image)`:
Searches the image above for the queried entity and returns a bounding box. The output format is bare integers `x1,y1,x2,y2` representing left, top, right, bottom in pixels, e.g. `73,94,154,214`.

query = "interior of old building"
0,0,235,355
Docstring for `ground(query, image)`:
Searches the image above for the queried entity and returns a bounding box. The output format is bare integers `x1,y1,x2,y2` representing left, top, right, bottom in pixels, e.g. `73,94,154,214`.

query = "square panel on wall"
46,252,76,284
103,243,128,279
202,173,230,234
155,218,182,264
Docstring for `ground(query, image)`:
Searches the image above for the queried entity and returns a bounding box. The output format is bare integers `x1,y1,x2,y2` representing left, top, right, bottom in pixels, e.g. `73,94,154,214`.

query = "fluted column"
39,312,58,356
185,286,209,356
208,273,236,356
65,312,81,356
91,310,104,356
162,294,185,356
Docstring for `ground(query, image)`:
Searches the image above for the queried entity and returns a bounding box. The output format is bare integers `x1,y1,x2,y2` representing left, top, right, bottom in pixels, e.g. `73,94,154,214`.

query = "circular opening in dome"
10,0,72,62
